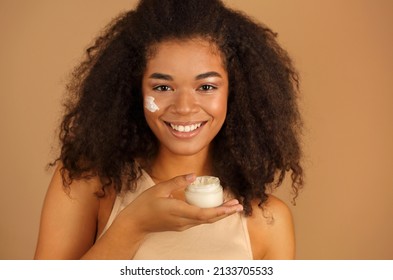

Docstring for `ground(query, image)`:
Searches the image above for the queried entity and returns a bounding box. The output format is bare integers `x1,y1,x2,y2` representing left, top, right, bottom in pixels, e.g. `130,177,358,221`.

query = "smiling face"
142,38,228,158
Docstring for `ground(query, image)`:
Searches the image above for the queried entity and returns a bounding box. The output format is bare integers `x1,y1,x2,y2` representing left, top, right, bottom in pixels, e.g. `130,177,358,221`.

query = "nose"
171,90,198,115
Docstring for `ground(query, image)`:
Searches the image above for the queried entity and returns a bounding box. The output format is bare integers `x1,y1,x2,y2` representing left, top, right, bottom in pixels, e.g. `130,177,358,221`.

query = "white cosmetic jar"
185,176,223,208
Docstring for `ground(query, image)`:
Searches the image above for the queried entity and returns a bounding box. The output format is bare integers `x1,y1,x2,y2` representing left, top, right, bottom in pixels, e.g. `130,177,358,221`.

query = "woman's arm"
35,167,243,259
247,195,296,260
34,165,102,259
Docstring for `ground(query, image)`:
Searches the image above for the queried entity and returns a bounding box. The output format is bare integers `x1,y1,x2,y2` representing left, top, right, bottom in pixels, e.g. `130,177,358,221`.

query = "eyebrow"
195,71,222,80
149,73,173,81
148,71,223,81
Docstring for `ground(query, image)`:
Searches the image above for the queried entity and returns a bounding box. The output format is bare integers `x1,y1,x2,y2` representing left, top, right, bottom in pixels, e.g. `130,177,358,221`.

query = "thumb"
158,173,196,196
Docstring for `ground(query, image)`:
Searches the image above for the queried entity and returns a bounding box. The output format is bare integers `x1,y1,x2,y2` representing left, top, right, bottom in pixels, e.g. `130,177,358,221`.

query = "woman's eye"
198,84,216,91
153,85,172,92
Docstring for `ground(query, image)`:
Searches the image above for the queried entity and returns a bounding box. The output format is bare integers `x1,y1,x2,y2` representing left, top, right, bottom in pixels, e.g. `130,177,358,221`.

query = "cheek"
203,95,228,120
144,96,160,112
142,96,169,131
142,96,158,128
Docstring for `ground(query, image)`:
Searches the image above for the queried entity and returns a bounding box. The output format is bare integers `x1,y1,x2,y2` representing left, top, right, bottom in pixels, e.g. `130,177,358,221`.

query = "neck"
146,146,213,184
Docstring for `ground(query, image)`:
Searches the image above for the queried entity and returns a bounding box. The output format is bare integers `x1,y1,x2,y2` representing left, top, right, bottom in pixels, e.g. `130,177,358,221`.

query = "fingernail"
185,173,196,182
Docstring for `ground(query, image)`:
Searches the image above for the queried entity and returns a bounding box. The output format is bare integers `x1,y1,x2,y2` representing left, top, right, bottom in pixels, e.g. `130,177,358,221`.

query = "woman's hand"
117,173,243,234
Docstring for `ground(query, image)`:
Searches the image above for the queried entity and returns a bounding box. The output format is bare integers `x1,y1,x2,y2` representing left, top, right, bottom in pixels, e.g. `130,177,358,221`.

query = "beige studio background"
1,0,392,259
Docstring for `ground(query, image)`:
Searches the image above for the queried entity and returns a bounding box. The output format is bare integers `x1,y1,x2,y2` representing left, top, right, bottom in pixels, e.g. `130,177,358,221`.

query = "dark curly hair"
56,0,304,216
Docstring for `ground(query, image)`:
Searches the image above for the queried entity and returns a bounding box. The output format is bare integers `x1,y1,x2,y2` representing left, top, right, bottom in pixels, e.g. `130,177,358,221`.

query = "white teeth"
170,123,202,132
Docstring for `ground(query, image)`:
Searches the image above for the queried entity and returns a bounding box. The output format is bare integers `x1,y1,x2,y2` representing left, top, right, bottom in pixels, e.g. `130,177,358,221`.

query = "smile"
164,121,207,134
169,122,203,132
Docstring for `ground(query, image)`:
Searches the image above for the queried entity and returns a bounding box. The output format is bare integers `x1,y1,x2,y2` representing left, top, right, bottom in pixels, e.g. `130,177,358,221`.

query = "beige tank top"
98,169,253,259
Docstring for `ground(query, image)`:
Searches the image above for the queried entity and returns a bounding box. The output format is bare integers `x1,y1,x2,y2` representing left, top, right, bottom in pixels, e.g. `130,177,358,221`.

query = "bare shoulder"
34,164,115,259
247,194,295,260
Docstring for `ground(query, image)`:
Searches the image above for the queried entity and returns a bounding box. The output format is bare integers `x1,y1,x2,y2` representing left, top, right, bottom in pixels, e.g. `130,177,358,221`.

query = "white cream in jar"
185,176,223,208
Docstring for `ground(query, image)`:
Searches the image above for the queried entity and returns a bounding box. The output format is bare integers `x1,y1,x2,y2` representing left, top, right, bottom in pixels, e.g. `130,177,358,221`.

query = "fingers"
222,199,242,207
207,201,244,219
155,173,196,196
170,199,243,225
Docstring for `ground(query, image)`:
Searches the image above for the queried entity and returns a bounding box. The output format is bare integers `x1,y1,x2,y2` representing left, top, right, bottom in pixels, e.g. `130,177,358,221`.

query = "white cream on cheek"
144,96,160,112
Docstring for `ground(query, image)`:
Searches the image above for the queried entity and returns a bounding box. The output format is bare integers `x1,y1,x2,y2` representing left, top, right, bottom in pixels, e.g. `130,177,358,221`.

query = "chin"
162,143,209,157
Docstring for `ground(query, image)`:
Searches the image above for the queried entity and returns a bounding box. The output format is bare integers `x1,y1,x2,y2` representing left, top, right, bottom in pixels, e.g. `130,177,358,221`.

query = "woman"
35,0,303,259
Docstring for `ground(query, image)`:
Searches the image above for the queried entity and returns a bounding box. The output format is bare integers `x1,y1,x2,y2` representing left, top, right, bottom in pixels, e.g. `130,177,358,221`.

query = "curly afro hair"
56,0,304,216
